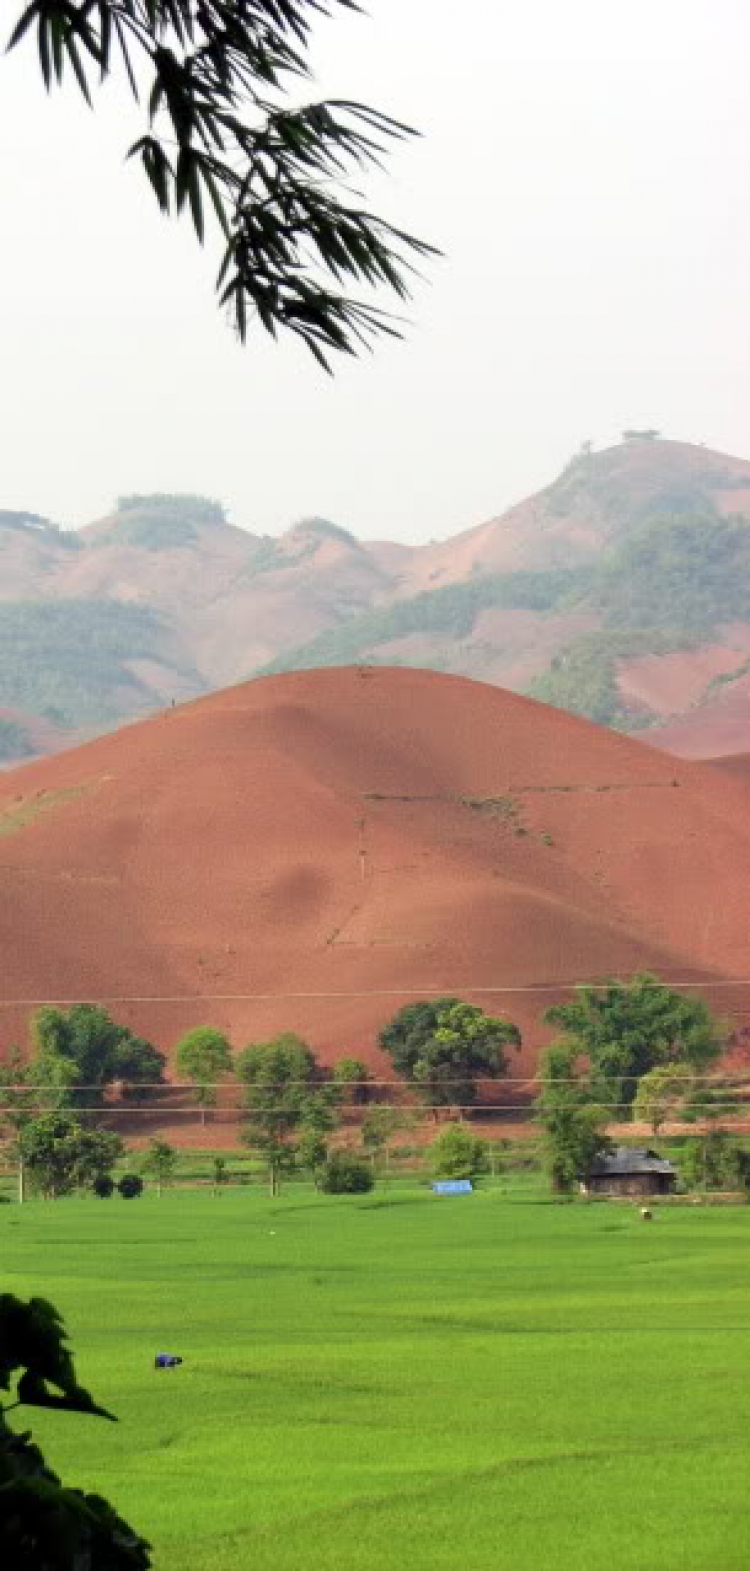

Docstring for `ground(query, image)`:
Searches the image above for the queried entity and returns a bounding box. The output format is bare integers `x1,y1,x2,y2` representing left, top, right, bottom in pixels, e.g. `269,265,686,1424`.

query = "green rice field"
3,1184,749,1570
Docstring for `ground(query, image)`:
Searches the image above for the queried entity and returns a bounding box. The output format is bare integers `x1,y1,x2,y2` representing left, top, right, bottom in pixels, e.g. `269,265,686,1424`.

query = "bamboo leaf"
7,1,41,52
187,158,205,242
65,33,93,106
37,14,51,90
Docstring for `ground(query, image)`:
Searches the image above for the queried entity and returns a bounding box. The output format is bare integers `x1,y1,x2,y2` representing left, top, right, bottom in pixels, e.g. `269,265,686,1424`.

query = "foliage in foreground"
0,1292,150,1568
8,0,434,368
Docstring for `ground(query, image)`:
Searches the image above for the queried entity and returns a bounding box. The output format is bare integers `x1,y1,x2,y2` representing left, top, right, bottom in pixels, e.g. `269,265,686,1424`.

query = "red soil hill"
647,674,750,759
0,667,749,1080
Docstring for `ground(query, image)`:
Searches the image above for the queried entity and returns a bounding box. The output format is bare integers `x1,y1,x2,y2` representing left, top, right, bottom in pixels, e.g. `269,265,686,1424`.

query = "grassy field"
3,1184,748,1570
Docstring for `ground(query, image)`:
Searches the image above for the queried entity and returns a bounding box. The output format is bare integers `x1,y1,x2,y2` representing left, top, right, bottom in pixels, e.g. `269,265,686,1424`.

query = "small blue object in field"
154,1353,183,1369
432,1180,473,1195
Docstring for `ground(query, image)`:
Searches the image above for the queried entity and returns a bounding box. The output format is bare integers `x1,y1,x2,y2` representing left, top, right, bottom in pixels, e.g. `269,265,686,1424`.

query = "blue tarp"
432,1180,473,1194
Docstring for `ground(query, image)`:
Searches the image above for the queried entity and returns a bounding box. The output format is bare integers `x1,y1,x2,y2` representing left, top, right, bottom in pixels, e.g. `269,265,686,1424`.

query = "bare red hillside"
395,439,750,593
0,667,749,1083
705,752,750,783
647,673,750,759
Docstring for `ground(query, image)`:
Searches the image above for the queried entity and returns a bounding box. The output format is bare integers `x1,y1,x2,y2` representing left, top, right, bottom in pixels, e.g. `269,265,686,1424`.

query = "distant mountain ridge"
2,437,750,762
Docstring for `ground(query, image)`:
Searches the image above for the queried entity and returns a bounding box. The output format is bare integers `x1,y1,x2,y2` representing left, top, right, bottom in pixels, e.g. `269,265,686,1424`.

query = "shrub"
117,1174,143,1199
320,1152,374,1194
675,1132,750,1192
92,1175,115,1198
429,1122,489,1180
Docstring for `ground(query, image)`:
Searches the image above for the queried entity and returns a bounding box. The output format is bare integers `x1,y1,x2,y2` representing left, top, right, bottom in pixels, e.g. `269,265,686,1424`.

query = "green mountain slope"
260,508,750,730
0,600,202,727
3,443,750,756
259,567,593,674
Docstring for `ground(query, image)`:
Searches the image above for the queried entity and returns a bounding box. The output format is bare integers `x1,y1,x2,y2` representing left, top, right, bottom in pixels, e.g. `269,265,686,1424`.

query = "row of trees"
0,976,746,1198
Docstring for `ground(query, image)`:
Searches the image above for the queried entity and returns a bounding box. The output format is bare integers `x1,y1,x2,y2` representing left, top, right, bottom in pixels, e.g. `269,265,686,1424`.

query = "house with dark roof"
582,1147,677,1197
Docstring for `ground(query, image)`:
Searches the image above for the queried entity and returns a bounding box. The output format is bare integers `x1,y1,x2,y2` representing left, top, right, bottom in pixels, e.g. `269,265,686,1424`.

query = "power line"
2,977,750,1008
3,1075,749,1089
6,1099,749,1116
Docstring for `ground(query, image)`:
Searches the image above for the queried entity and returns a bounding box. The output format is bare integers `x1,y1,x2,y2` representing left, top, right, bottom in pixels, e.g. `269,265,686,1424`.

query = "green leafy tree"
31,1005,165,1110
361,1105,405,1160
19,1113,123,1199
140,1138,178,1196
675,1131,750,1193
633,1064,691,1134
27,1049,80,1112
429,1123,488,1181
0,1292,151,1567
332,1057,373,1105
379,998,457,1079
361,1106,403,1154
379,998,521,1113
300,1085,341,1129
540,1102,612,1195
175,1026,234,1125
536,1045,611,1193
8,0,434,369
297,1128,329,1188
295,1086,341,1188
236,1032,320,1195
0,1053,39,1203
679,1079,741,1125
544,975,725,1112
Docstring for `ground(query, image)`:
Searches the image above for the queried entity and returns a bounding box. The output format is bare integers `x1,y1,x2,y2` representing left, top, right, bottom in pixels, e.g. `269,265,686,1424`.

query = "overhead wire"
3,975,750,1007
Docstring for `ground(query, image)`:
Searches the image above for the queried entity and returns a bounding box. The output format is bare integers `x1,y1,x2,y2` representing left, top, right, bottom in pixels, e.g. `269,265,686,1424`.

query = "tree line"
1,976,747,1201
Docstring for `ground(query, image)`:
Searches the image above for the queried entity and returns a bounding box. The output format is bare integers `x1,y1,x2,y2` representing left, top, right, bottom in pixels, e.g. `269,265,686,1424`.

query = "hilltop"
0,666,748,1071
2,438,750,760
263,440,750,745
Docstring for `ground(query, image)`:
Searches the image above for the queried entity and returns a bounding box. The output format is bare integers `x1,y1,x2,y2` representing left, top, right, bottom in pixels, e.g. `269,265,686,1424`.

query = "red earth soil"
706,752,750,784
1,667,749,1141
646,674,750,759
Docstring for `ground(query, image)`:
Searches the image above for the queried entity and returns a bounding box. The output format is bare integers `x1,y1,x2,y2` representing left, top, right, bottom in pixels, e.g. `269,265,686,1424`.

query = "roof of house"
588,1146,676,1178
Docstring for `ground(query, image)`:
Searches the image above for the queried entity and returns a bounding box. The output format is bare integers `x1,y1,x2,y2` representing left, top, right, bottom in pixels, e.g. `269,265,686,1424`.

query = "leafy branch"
8,1,438,367
0,1292,151,1567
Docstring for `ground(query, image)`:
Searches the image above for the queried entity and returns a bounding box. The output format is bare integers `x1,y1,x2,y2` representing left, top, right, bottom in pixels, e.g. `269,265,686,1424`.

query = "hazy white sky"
1,0,749,543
